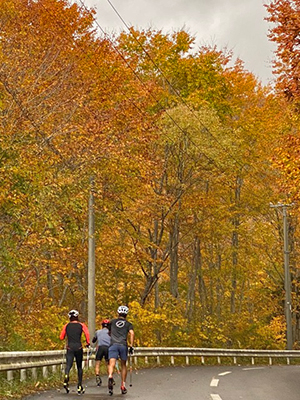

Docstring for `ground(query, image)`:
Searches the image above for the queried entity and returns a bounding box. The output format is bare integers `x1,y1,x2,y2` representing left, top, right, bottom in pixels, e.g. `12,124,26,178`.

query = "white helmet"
117,305,129,315
68,309,79,318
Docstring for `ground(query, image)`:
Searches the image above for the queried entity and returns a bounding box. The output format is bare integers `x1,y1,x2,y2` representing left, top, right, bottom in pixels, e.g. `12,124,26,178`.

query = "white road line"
210,378,219,387
218,371,232,376
211,394,222,400
243,367,265,371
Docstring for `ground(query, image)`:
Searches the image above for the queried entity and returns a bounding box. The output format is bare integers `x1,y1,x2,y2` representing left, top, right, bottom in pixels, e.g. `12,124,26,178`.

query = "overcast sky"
83,0,276,86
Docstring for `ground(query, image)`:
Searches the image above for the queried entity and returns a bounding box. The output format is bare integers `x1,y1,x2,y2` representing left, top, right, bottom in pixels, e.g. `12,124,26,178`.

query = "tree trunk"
231,175,242,314
186,235,201,322
170,213,180,298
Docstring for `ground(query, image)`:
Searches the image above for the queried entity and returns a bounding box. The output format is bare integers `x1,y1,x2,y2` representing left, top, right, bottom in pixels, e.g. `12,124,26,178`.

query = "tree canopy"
0,0,300,351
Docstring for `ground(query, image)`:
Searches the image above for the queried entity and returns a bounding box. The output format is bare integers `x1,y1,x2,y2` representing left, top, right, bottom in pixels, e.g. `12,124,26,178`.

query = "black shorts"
96,345,109,361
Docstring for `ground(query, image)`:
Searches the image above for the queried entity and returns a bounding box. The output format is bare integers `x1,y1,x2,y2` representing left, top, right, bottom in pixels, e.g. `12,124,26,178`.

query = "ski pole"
129,354,133,387
86,346,91,369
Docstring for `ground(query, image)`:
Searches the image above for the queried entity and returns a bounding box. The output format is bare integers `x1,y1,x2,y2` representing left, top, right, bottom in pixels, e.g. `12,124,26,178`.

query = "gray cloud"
84,0,276,84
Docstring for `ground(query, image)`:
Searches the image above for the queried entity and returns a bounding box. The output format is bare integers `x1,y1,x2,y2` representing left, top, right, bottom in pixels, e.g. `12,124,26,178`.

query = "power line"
11,0,276,215
105,0,275,181
76,0,277,208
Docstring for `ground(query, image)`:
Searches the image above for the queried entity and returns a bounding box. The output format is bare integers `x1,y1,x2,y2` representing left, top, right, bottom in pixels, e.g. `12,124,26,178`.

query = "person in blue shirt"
92,319,111,386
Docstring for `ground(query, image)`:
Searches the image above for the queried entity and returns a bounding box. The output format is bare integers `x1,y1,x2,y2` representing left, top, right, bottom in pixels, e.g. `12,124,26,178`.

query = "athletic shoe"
63,375,69,393
121,385,127,394
77,385,85,395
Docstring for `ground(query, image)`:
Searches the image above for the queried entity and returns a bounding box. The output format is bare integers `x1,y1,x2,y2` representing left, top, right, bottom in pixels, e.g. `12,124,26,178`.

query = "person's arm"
81,323,90,345
59,324,67,340
128,329,134,355
92,333,97,344
128,329,134,347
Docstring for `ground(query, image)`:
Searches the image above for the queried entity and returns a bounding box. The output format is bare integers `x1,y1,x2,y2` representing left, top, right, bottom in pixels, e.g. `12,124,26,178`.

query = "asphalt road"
23,364,300,400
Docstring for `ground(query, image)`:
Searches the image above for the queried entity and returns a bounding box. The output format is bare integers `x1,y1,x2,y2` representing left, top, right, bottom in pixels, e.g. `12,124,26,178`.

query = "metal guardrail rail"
1,347,300,381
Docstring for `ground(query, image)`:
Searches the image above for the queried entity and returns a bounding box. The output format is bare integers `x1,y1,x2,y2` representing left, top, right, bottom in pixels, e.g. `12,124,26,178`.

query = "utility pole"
270,202,293,350
88,177,95,338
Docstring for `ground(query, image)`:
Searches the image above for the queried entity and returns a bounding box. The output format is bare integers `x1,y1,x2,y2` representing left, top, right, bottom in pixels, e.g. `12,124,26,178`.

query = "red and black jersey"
60,321,90,351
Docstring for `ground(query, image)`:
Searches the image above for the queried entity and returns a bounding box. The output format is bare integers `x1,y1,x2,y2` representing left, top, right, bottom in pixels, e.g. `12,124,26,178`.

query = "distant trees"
0,0,297,350
266,0,300,347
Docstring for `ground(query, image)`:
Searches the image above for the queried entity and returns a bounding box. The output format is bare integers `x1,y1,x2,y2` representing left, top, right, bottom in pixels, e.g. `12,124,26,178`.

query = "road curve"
23,364,300,400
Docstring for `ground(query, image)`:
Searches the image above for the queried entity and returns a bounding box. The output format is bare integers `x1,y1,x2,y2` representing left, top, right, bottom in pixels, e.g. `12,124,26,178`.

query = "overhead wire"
1,0,280,291
76,0,278,210
104,0,285,211
14,0,276,221
35,2,255,261
105,0,276,183
74,0,231,177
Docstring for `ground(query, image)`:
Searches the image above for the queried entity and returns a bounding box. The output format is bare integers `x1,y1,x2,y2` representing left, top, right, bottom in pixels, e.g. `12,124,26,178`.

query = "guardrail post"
171,356,174,365
134,356,137,365
157,356,160,365
233,357,237,365
145,356,148,364
32,368,37,381
251,357,255,365
217,356,221,364
43,366,48,378
287,357,290,365
201,356,205,365
7,371,13,381
269,357,272,366
186,356,189,365
20,369,26,382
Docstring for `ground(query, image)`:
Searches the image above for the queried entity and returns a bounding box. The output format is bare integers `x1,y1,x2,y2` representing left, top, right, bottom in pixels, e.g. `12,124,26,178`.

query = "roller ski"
77,385,85,395
96,375,102,386
108,377,114,396
63,375,70,394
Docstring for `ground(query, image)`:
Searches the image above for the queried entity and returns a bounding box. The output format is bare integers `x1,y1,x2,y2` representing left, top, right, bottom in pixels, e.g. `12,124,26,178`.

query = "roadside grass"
0,367,94,400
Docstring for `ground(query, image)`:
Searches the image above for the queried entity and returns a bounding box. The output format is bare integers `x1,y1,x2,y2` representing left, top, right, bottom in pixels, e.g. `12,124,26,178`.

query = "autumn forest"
1,0,300,351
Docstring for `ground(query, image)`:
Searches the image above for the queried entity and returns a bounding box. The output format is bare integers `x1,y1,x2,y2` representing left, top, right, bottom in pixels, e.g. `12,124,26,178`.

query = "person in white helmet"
107,305,134,395
60,310,90,395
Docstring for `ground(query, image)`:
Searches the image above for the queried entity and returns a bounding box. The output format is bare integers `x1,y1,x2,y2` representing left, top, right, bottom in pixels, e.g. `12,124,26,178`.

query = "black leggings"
65,348,83,386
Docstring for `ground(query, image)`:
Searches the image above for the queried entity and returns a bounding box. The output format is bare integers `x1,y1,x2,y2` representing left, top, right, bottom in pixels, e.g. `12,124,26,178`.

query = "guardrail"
1,347,300,382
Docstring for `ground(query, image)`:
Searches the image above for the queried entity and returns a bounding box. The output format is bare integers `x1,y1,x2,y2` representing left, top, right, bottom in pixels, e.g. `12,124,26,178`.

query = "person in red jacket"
60,309,90,395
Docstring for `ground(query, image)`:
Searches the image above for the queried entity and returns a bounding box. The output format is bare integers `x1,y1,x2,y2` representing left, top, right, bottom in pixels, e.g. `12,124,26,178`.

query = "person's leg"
108,344,120,394
104,347,110,384
95,360,102,385
63,349,74,393
95,347,101,376
108,358,116,394
75,349,84,392
120,359,127,386
119,346,128,394
104,346,109,374
65,349,74,376
95,360,100,375
108,357,116,377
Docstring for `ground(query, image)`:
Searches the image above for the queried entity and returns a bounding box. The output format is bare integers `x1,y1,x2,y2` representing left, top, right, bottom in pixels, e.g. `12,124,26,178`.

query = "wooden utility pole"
270,202,293,349
88,177,95,338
